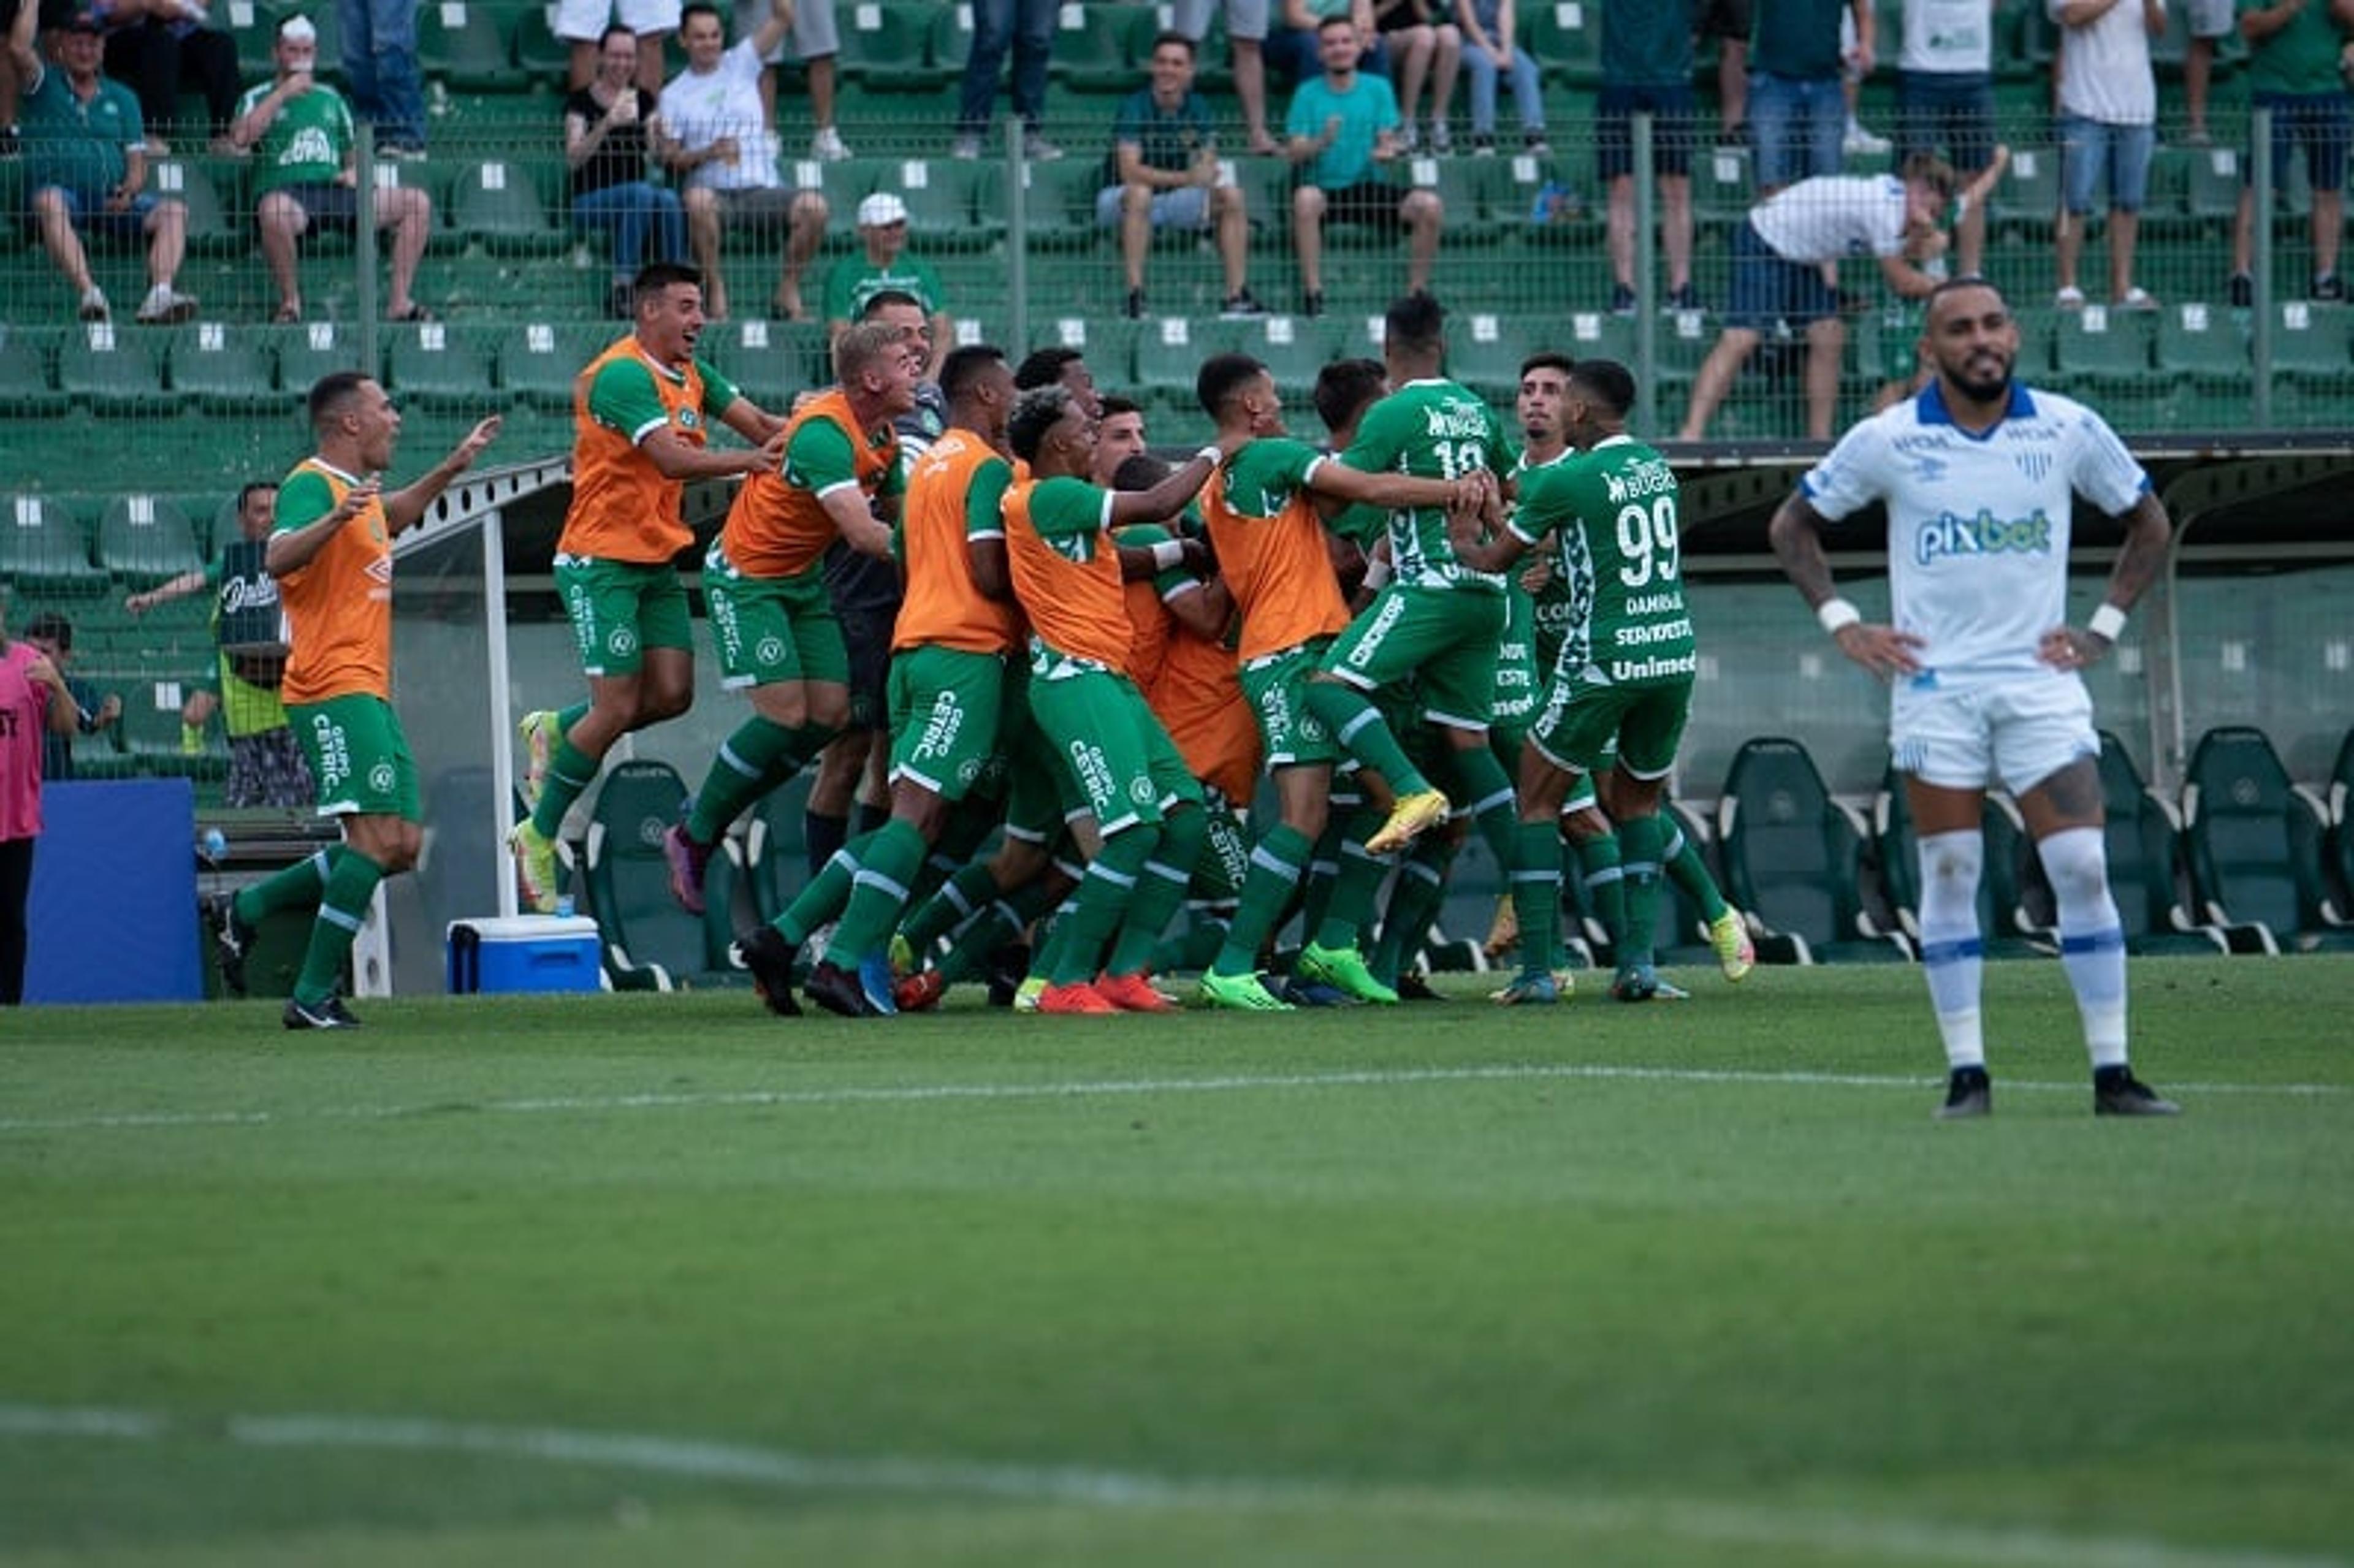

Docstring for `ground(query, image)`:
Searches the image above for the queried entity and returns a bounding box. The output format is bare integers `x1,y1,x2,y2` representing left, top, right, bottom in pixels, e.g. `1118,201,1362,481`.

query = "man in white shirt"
1766,276,2179,1121
653,0,829,322
2049,0,2163,310
1674,158,1954,441
1894,0,1999,276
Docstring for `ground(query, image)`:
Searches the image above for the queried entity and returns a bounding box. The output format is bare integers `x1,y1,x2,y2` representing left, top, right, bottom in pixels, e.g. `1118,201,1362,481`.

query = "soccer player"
1192,349,1487,1010
210,373,497,1027
510,261,788,914
1456,359,1698,1004
737,341,1023,1017
1766,277,2179,1119
1000,385,1240,1013
661,319,913,924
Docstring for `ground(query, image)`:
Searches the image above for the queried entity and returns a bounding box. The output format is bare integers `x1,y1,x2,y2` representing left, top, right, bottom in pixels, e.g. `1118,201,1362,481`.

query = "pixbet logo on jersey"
1914,508,2053,566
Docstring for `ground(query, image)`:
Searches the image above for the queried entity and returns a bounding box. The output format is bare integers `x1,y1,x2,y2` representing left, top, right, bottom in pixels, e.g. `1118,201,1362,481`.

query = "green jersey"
1342,378,1517,592
1510,435,1694,686
823,252,947,324
237,80,354,194
1510,447,1590,676
1492,580,1542,727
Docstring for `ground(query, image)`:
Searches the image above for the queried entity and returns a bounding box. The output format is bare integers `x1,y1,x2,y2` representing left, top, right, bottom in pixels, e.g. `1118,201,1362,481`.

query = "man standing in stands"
1767,277,2179,1119
207,372,496,1028
510,260,788,913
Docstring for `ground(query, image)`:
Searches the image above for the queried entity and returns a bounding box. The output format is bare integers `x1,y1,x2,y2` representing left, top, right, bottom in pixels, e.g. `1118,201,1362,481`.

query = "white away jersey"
1800,381,2149,683
1750,176,1911,264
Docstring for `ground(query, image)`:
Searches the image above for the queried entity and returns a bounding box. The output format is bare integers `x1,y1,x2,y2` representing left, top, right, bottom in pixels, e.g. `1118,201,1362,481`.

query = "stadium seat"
2051,303,2160,424
1449,310,1556,401
737,771,814,925
142,157,242,257
510,0,569,77
1689,143,1756,237
891,156,1004,251
386,319,495,413
2154,300,2251,423
1987,145,2061,245
267,321,364,406
837,1,942,89
96,494,205,587
121,674,228,782
580,758,736,989
1047,2,1148,93
2093,730,2230,956
2268,300,2352,426
57,322,173,417
494,319,612,410
1715,736,1913,962
2176,143,2244,234
2180,725,2354,954
1518,0,1604,86
0,331,67,417
1873,769,2045,957
449,159,566,256
928,4,975,84
212,0,276,80
1008,154,1111,249
2328,728,2354,922
2,494,109,596
1404,153,1501,245
706,318,831,411
417,1,514,93
171,321,280,414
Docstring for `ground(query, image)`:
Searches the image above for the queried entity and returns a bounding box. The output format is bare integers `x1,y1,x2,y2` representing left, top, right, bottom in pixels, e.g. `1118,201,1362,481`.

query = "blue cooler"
446,916,604,994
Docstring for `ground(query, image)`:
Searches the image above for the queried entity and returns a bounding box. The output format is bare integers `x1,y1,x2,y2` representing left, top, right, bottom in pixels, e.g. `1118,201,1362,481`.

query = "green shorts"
290,693,418,820
1239,641,1339,771
1530,674,1694,780
554,555,693,679
1320,583,1506,732
703,548,848,691
1025,658,1203,837
1192,793,1250,902
888,645,1009,802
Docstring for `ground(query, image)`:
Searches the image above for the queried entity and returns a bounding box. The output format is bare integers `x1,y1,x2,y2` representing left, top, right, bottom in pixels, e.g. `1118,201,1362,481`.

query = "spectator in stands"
1599,0,1698,314
653,0,828,322
566,22,686,319
2227,0,2353,306
9,2,200,324
733,0,851,161
1697,0,1750,143
1674,155,1956,441
337,0,425,155
1171,0,1281,153
1892,0,2000,278
1100,30,1266,321
1749,0,1873,192
93,0,240,153
951,0,1060,161
1,604,80,1007
1266,1,1391,89
1454,0,1547,157
824,192,951,378
1374,0,1458,152
232,13,433,322
2050,0,2162,311
1285,13,1442,318
20,614,120,782
558,0,677,96
2182,0,2236,146
124,481,317,810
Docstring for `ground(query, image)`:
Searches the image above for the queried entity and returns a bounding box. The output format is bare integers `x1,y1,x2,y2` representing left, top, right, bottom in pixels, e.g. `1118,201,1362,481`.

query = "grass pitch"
2,957,2350,1567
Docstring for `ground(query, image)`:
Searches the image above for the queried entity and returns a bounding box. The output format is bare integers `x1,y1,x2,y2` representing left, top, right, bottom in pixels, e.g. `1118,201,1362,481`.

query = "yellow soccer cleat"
1366,788,1451,854
1707,908,1756,983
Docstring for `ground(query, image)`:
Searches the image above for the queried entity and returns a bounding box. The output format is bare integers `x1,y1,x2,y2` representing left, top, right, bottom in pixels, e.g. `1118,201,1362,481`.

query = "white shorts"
554,0,682,43
2184,0,2233,39
736,0,841,63
1095,181,1214,229
1889,674,2098,796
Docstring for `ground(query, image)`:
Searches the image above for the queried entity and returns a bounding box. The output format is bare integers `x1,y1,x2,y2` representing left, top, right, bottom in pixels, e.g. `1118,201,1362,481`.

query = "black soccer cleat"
2093,1068,2181,1117
207,891,255,997
283,995,355,1030
737,926,802,1017
803,957,875,1018
1937,1066,1992,1121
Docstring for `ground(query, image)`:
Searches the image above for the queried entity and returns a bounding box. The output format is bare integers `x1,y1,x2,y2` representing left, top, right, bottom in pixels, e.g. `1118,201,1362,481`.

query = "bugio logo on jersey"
1914,508,2054,568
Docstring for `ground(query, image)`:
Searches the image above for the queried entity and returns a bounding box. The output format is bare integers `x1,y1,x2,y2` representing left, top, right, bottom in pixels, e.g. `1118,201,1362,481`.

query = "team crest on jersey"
367,762,396,794
608,625,639,657
1908,455,1949,486
1129,778,1155,805
677,408,702,430
2014,451,2054,483
756,635,786,666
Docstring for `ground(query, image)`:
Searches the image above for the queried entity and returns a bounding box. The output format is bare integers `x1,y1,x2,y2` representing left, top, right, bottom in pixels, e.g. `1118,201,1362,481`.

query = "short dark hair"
1099,394,1142,422
679,1,723,32
1111,453,1173,491
1567,357,1637,418
236,479,279,512
1384,290,1446,357
633,260,704,310
307,369,372,432
1013,345,1086,392
939,343,1006,403
1899,151,1958,204
1148,29,1195,59
1519,351,1576,382
858,287,925,320
23,612,72,650
1007,384,1076,463
1197,352,1265,419
1316,11,1355,33
1314,358,1386,438
599,23,634,50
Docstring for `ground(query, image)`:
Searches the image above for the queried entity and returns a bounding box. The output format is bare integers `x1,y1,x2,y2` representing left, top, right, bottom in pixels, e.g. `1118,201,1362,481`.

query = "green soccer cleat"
1198,969,1295,1011
509,820,562,914
1298,941,1400,1005
1707,908,1756,983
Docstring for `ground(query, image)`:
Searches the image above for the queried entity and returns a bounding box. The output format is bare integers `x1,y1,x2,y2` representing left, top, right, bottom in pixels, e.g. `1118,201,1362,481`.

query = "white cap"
278,14,318,42
856,192,908,227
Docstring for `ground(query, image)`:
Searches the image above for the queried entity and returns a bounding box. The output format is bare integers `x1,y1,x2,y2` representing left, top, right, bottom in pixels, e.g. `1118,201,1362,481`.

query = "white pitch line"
0,1062,2342,1138
0,1402,2341,1568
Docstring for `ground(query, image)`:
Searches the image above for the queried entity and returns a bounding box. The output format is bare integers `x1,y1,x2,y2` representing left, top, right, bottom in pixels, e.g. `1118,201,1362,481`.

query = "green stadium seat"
891,156,1004,250
1495,149,1599,248
1448,310,1550,401
1987,144,2062,243
495,320,614,410
2182,725,2354,954
2178,144,2244,232
2050,302,2155,395
0,331,67,417
1048,2,1147,93
2095,729,2230,955
417,1,515,92
1519,0,1604,86
705,318,831,409
386,319,494,413
1224,313,1340,398
928,4,975,84
511,1,571,77
96,494,205,587
211,0,277,80
56,322,173,417
2,494,109,596
1010,154,1112,249
1133,314,1238,403
171,320,280,414
1715,736,1913,962
267,321,367,406
142,157,242,257
121,673,227,782
837,1,942,89
581,758,734,989
449,159,566,256
1028,313,1143,386
2154,300,2250,424
1404,153,1500,244
1689,143,1756,235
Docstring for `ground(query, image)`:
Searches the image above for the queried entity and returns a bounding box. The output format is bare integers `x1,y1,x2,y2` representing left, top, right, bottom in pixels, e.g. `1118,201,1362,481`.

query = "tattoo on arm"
2100,491,2171,612
1767,493,1840,609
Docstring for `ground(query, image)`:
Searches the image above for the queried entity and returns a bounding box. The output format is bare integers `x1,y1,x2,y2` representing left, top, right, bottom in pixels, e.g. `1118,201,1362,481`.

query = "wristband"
1150,538,1187,572
1816,597,1863,636
1361,555,1393,591
2087,602,2128,642
1193,444,1222,470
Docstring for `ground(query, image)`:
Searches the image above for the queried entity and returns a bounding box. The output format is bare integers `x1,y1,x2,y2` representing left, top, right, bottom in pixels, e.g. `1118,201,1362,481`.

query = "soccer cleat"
1482,894,1519,959
1366,790,1450,855
1012,975,1048,1013
516,710,558,814
1281,975,1355,1007
283,995,354,1030
1490,971,1560,1005
1094,970,1179,1013
1609,964,1660,1002
888,932,916,978
894,968,947,1012
1707,909,1756,982
2094,1069,2181,1117
509,820,561,914
1037,980,1118,1014
1297,941,1399,1005
662,823,713,916
205,891,255,997
738,926,802,1016
856,953,901,1017
804,959,875,1018
1650,976,1691,1000
1938,1067,1992,1120
1395,969,1442,1002
1198,969,1293,1011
